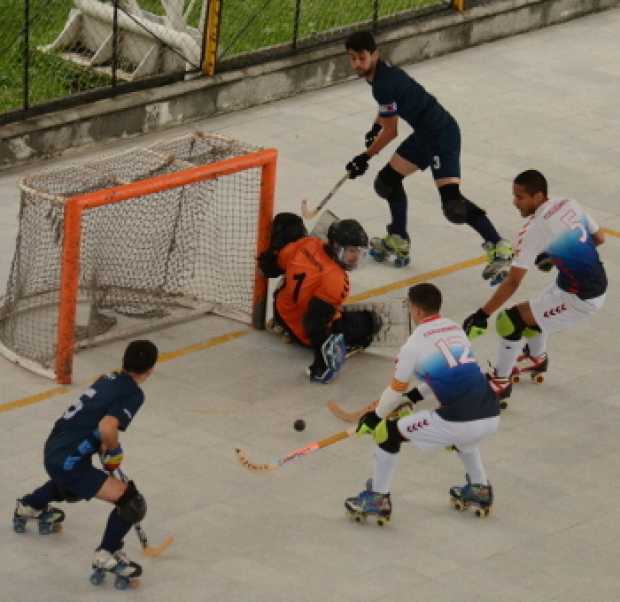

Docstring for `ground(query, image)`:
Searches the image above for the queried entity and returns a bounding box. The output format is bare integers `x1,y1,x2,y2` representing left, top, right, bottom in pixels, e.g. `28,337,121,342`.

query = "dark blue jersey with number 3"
44,372,143,470
371,59,452,137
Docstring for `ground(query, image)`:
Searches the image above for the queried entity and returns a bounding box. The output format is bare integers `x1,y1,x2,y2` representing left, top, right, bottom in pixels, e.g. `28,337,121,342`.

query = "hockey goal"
0,132,276,384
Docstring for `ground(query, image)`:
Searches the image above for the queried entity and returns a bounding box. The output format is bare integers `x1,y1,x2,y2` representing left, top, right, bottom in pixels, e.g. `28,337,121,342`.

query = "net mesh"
0,132,266,373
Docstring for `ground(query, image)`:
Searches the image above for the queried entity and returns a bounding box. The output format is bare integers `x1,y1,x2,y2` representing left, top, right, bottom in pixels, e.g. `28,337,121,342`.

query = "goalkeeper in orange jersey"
258,213,381,383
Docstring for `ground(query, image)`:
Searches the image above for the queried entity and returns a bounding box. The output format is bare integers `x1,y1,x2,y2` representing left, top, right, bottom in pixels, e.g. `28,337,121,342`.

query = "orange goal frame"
56,148,277,384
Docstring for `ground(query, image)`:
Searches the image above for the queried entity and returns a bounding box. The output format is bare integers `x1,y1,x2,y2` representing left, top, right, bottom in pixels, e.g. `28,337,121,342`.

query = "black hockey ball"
293,419,306,432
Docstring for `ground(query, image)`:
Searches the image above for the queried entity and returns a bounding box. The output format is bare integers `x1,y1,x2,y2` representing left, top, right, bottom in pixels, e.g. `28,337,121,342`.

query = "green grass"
0,0,444,115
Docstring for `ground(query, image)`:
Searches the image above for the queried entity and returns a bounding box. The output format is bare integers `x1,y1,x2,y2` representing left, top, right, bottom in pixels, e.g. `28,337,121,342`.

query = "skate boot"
90,548,142,590
511,344,548,384
345,488,392,526
450,478,493,517
13,499,65,534
266,317,292,344
486,369,512,410
370,234,410,267
482,239,513,285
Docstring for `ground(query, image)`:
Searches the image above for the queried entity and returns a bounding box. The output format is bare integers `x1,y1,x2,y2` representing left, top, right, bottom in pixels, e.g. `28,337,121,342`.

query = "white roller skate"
369,234,410,268
482,239,513,286
450,476,493,517
511,344,548,384
345,488,392,526
13,499,65,535
486,368,512,410
90,548,142,590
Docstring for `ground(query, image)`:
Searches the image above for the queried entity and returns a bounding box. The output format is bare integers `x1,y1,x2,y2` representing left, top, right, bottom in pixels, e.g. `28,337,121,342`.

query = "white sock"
457,447,488,485
372,446,400,494
527,332,548,358
495,338,524,378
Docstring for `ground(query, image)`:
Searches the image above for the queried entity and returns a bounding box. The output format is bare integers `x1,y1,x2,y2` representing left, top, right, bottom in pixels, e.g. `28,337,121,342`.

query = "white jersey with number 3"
513,197,607,300
394,316,499,422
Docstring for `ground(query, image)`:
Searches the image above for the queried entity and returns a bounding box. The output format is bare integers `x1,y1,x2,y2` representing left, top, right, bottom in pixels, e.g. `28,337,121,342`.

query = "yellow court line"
157,330,248,363
0,387,68,414
348,255,486,303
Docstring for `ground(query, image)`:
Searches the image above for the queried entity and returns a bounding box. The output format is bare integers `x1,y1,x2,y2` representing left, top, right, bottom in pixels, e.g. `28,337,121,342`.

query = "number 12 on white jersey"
435,338,476,368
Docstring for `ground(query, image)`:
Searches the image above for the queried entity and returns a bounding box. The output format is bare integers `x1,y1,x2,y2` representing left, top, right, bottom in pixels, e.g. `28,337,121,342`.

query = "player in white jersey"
345,283,500,523
463,170,607,402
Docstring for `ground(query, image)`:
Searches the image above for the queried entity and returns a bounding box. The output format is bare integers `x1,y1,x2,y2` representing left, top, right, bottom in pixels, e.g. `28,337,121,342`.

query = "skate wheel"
90,570,105,586
114,576,130,590
499,401,508,411
475,507,491,518
450,498,465,511
13,518,27,533
394,257,410,268
369,250,386,263
376,516,390,527
533,374,544,384
511,374,520,384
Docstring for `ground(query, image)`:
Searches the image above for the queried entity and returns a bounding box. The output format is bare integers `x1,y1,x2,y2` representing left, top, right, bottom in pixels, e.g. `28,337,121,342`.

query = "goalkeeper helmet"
327,219,368,270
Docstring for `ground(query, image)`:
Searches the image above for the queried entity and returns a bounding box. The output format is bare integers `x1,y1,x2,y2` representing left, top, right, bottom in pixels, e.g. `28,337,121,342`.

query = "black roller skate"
482,239,513,286
450,476,493,518
369,234,410,268
486,368,512,410
13,499,65,535
345,488,392,526
511,344,548,384
90,548,142,590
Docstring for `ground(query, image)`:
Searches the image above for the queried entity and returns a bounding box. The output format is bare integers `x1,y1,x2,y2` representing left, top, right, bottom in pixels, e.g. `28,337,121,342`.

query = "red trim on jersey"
420,314,442,324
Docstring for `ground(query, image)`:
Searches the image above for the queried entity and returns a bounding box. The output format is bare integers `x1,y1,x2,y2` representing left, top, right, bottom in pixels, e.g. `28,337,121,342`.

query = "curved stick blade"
235,448,277,472
143,536,174,558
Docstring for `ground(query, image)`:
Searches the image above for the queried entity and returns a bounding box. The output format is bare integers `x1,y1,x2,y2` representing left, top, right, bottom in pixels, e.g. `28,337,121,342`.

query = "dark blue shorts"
44,457,108,501
396,117,461,180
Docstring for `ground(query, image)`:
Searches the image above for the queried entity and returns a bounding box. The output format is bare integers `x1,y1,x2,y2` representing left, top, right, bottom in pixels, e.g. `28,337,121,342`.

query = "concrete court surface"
1,8,620,602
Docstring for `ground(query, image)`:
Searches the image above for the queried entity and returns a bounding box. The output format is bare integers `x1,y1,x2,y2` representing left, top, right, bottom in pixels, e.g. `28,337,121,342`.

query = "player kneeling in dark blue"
13,340,158,587
344,31,512,279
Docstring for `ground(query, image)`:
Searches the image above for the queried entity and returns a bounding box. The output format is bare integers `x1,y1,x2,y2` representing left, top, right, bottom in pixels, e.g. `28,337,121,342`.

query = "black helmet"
327,219,369,248
327,219,368,270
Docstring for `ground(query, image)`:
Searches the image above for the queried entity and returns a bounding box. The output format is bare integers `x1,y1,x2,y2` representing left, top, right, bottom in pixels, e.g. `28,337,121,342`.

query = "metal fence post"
373,0,379,32
292,0,301,49
23,0,30,110
112,0,119,87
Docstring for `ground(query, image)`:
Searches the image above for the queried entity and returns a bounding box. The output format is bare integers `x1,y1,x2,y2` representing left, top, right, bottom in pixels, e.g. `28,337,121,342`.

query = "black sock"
100,509,133,553
22,481,58,510
467,212,500,245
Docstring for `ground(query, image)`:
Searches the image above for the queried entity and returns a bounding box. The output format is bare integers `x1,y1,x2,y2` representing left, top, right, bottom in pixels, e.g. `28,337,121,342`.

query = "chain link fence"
1,0,451,123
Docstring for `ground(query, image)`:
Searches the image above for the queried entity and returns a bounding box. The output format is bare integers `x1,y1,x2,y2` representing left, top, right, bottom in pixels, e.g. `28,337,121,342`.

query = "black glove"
405,387,424,404
346,152,370,179
463,308,489,340
365,123,382,149
356,410,382,435
535,252,554,272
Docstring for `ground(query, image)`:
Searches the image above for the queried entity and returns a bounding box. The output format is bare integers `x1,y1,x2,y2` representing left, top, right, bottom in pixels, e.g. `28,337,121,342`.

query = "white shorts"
530,282,605,335
396,409,499,452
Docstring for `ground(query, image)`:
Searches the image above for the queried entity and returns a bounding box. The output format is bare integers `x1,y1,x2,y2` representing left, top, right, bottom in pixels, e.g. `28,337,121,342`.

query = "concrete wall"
1,0,617,170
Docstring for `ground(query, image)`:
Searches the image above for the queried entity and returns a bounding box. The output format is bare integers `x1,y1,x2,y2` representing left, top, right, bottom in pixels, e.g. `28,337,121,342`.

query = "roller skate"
369,234,410,268
345,488,392,526
482,239,513,286
486,368,512,410
266,317,292,344
90,548,142,590
511,344,548,384
13,499,65,534
450,476,493,517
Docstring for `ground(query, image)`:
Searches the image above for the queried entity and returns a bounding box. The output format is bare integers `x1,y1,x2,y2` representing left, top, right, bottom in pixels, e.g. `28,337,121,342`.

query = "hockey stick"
301,174,349,220
115,468,174,558
327,399,378,423
235,426,356,472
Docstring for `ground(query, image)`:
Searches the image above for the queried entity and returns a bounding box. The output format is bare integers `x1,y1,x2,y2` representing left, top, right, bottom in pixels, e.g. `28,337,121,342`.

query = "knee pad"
439,184,485,225
340,309,381,348
495,306,528,341
378,419,406,454
115,481,147,525
374,164,405,201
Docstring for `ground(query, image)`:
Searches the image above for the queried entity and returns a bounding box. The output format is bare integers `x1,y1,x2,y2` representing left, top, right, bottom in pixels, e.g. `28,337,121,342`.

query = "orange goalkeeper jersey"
275,237,349,345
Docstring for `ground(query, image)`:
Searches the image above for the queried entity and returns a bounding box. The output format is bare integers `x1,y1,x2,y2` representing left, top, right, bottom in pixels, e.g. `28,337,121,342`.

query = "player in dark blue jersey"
344,31,512,278
13,340,158,586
